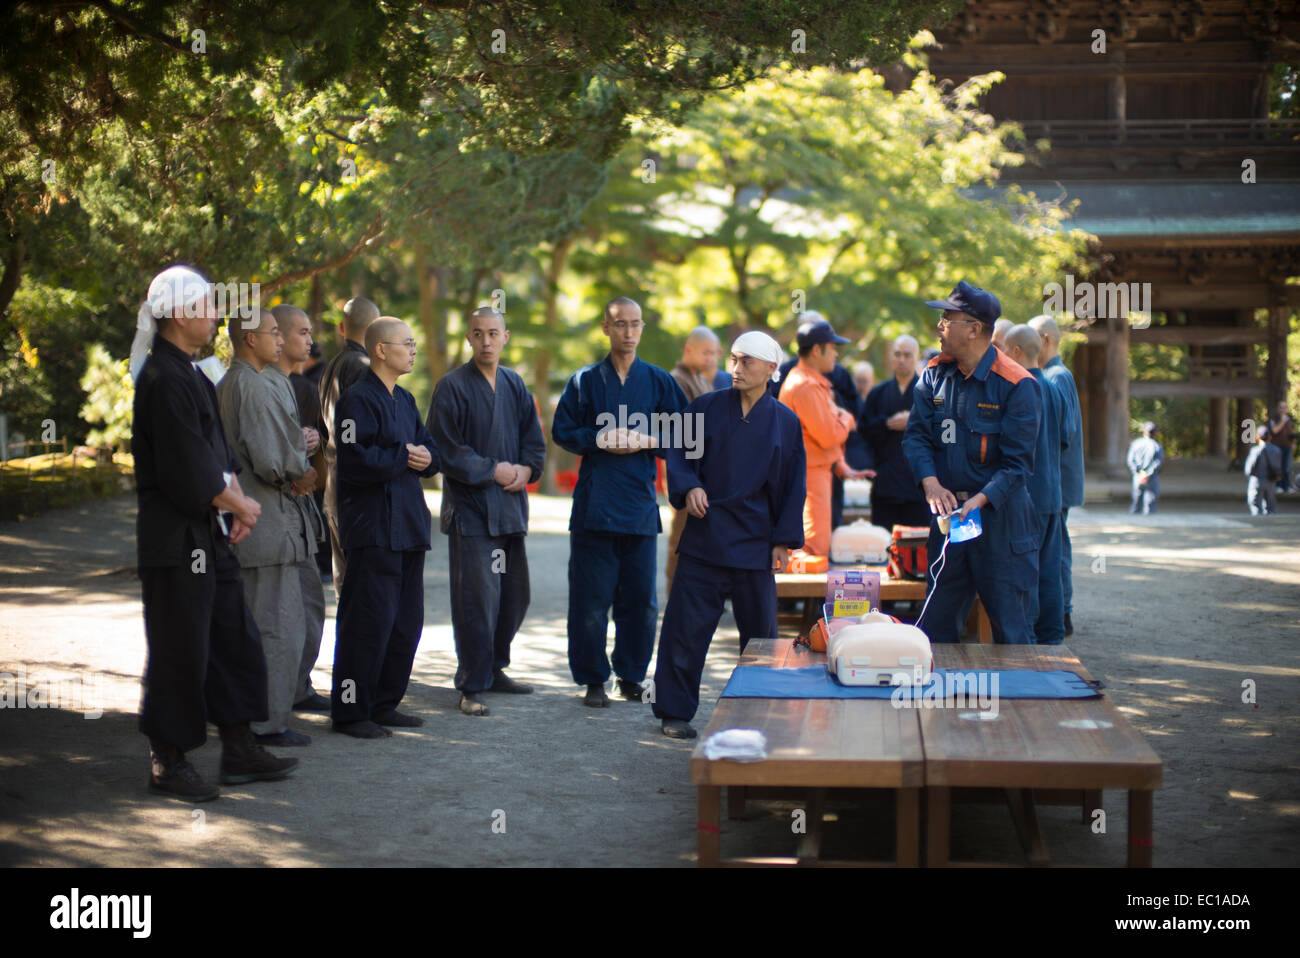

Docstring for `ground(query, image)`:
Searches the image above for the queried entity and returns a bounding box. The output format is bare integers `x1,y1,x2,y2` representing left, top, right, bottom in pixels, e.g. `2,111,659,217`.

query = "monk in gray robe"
216,308,319,746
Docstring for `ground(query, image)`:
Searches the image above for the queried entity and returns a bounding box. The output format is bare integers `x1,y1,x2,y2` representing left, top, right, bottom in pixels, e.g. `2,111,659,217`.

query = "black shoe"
148,741,219,802
333,720,392,739
459,693,490,717
218,724,298,783
253,729,312,747
373,709,424,728
661,719,697,740
293,692,331,712
489,671,534,694
616,679,645,701
1064,613,1073,637
583,683,610,708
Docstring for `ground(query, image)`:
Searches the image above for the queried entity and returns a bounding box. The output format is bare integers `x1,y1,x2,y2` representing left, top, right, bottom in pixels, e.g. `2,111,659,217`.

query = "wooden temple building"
924,0,1300,472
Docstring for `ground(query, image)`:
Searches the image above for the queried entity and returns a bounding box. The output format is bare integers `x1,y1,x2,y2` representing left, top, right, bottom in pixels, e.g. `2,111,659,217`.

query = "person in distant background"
859,335,929,531
844,361,875,473
1126,421,1163,515
1268,402,1293,493
1244,425,1282,516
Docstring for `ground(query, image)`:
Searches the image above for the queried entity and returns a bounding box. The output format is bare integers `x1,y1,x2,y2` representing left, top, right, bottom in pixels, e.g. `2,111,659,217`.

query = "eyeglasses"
936,317,978,329
609,321,644,332
382,340,417,350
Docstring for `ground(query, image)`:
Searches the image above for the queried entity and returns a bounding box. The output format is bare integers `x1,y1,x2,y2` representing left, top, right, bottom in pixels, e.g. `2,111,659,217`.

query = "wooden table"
775,568,993,643
689,638,924,867
690,639,1163,867
923,643,1163,867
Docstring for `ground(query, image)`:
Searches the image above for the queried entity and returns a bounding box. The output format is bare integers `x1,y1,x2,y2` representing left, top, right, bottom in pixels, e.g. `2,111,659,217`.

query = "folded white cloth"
700,728,768,762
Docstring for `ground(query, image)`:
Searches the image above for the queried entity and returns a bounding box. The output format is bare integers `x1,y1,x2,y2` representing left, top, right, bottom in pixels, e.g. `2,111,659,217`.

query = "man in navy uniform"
902,281,1042,645
428,306,546,717
651,331,806,738
1030,315,1084,636
130,266,296,799
331,317,440,738
1006,324,1069,645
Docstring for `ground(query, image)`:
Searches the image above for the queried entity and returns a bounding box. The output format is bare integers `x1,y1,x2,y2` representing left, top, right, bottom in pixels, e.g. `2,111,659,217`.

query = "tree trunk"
415,244,448,389
0,230,26,350
536,236,574,495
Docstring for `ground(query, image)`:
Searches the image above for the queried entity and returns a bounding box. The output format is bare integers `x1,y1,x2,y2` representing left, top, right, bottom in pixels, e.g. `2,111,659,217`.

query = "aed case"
829,520,892,564
826,621,933,687
842,478,872,507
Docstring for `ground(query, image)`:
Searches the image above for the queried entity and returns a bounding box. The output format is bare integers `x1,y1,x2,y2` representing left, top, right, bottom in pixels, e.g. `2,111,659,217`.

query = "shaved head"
343,296,381,338
365,316,407,354
229,306,275,352
1006,324,1041,365
272,303,309,334
685,326,719,346
1028,314,1062,346
468,306,505,331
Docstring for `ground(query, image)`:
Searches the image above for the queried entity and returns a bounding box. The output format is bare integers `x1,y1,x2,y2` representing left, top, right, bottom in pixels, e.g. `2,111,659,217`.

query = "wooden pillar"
1208,397,1228,457
1103,315,1131,477
1266,301,1288,412
1074,344,1091,462
1234,398,1254,465
1086,343,1108,466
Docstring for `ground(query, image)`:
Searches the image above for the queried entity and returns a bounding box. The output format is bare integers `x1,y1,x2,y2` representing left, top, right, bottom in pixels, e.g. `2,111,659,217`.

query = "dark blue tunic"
669,389,807,570
335,370,440,552
551,355,687,535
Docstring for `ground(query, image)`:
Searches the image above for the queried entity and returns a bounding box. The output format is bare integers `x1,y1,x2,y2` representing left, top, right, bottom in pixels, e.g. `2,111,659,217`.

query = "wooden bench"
923,643,1163,867
690,638,1162,867
690,638,923,867
775,568,993,643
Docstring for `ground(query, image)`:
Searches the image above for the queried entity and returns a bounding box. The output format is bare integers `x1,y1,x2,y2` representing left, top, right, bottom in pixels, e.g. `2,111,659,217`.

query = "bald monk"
216,308,320,745
320,296,380,592
1006,323,1069,645
270,304,329,712
427,307,546,716
666,325,724,592
331,318,441,738
991,318,1014,353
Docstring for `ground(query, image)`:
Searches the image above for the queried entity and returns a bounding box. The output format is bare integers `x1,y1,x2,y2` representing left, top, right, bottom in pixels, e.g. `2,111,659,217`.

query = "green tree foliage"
79,344,133,452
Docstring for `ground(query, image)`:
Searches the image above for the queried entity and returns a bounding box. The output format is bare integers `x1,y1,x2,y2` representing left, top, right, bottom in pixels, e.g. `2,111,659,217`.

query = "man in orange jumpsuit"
779,318,873,557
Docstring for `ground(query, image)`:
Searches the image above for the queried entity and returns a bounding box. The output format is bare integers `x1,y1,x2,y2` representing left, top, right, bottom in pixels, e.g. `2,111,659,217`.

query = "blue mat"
720,666,1102,700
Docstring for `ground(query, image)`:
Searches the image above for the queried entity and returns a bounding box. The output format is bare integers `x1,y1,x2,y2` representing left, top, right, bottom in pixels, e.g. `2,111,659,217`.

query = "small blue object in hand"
950,507,982,543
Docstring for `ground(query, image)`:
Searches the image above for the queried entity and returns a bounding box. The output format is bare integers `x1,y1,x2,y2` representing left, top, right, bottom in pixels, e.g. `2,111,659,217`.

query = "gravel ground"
1,492,1296,867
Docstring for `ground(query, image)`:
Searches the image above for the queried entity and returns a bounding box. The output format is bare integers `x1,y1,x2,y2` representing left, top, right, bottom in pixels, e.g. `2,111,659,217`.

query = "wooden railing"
1020,118,1300,148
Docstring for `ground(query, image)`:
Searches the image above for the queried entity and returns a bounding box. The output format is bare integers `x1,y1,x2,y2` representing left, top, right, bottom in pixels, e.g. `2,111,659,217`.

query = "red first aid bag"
888,525,929,581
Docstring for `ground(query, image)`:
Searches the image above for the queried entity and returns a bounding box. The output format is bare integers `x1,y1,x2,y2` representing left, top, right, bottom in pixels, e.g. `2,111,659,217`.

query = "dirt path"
1,493,1296,866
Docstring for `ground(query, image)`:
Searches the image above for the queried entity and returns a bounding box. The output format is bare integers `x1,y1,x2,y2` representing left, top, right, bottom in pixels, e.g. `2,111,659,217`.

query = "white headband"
130,266,212,381
730,331,784,382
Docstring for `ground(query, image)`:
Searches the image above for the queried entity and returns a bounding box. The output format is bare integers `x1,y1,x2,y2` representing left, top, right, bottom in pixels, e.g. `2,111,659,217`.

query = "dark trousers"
918,502,1037,645
1027,511,1065,645
567,531,657,686
1061,507,1074,615
331,546,426,725
449,530,530,693
870,495,932,532
139,547,268,752
652,554,777,723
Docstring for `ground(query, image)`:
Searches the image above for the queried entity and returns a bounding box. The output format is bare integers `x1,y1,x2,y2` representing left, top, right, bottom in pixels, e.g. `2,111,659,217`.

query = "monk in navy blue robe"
652,339,806,736
331,319,440,737
551,298,687,705
427,308,546,714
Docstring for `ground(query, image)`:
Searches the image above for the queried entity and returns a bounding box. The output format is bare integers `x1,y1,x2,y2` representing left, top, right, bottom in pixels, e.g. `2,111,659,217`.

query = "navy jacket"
1026,368,1067,515
669,389,807,571
428,362,546,538
859,375,923,504
552,355,687,535
335,370,440,552
902,344,1041,514
1043,355,1085,508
